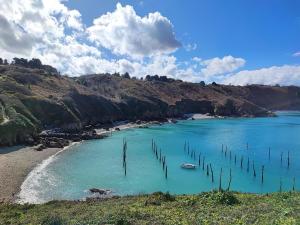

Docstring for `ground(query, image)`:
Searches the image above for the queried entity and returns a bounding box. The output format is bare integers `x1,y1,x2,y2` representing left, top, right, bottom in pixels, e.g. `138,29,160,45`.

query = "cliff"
0,64,299,146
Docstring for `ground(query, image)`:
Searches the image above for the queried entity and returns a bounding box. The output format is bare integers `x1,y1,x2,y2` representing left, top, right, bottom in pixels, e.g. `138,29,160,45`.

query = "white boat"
181,163,197,169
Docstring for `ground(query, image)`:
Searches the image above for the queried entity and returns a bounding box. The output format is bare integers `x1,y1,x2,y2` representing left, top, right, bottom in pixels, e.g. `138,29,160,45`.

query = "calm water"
19,111,300,203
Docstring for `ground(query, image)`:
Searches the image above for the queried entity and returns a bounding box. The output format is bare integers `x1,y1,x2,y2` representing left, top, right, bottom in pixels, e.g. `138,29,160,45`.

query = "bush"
209,191,239,205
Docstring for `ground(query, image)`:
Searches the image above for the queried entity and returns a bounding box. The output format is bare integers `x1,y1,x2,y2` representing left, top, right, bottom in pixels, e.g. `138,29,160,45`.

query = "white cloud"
200,55,246,78
293,52,300,57
184,43,197,52
224,65,300,86
87,3,181,58
0,0,299,87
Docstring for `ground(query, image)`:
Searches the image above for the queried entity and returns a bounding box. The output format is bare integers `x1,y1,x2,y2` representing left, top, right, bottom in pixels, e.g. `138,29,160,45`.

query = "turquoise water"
19,112,300,203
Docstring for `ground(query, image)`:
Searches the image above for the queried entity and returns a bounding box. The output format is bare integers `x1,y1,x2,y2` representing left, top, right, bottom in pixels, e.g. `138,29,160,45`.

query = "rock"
34,144,44,151
115,127,120,131
89,188,111,195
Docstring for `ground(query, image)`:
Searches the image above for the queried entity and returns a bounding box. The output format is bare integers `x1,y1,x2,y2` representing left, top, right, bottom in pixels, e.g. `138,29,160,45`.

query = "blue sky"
1,0,300,85
65,0,300,70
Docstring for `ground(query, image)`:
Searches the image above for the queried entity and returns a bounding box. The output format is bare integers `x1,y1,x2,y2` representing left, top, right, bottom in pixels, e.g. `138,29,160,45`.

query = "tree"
3,59,8,65
0,58,3,65
122,72,130,79
28,58,42,69
199,81,205,87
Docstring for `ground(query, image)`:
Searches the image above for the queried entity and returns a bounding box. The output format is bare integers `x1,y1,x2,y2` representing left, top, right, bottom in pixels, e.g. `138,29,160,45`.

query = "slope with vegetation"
0,191,299,224
0,58,300,146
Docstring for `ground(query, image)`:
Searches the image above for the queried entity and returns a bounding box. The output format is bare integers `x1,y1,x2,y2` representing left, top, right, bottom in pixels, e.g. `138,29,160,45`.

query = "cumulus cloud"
87,3,181,58
1,0,299,87
224,65,300,86
0,15,35,54
200,55,246,78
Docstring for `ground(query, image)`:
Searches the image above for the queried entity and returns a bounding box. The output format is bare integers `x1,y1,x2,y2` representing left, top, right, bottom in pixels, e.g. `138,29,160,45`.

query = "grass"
0,191,299,225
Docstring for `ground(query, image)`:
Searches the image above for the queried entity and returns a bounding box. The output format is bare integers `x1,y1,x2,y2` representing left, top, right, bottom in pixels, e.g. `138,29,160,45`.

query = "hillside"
0,192,299,225
1,63,300,146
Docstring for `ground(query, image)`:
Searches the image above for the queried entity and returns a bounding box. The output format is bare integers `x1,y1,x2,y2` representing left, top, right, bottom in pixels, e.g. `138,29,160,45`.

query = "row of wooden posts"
184,141,232,191
152,139,168,179
221,144,296,191
121,138,296,192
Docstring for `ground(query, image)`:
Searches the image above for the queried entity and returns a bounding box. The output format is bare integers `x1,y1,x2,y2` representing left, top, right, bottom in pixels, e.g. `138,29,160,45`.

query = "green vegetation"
0,191,299,225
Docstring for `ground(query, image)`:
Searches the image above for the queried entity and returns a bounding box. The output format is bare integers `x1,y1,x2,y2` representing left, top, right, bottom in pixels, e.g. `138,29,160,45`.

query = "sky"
0,0,300,85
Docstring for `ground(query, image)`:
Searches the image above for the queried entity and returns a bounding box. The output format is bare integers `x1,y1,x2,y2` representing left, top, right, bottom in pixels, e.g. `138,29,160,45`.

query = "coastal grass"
0,191,299,225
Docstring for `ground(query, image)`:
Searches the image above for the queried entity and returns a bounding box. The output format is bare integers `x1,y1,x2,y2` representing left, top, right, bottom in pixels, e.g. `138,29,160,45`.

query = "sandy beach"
0,146,63,203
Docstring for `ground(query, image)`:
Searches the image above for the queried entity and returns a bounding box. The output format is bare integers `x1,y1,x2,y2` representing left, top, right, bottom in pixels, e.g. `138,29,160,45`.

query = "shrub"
210,191,239,205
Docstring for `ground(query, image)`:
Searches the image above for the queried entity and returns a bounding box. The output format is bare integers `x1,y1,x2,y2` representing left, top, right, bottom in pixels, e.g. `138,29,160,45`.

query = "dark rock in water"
115,127,120,131
89,188,111,195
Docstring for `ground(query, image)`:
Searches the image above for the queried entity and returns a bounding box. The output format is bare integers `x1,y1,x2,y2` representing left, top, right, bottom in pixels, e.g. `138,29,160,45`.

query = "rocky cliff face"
0,64,299,146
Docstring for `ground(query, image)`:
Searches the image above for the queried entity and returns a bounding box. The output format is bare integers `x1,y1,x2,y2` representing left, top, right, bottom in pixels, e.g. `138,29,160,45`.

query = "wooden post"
293,177,296,191
159,149,162,163
206,164,210,176
246,143,248,150
281,152,283,166
219,168,223,191
261,165,264,184
222,144,224,153
165,165,168,179
198,153,201,166
202,156,205,171
268,147,271,160
234,155,237,165
210,164,214,183
227,168,232,191
240,156,244,169
252,160,256,178
184,141,186,153
229,151,232,161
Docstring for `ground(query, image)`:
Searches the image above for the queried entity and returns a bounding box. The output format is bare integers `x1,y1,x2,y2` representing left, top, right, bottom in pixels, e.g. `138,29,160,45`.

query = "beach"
0,146,63,202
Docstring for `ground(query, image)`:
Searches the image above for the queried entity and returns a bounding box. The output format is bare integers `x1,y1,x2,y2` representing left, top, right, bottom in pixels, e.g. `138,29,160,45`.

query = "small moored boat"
181,163,197,169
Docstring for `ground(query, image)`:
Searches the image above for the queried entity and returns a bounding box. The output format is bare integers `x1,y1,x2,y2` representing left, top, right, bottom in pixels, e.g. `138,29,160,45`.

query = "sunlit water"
18,111,300,203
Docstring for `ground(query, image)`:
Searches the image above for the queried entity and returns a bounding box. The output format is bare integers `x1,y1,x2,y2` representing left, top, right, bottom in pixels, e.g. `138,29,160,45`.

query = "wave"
17,142,80,204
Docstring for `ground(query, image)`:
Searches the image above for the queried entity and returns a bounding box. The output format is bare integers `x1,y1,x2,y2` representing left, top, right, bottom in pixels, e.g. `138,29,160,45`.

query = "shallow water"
19,111,300,203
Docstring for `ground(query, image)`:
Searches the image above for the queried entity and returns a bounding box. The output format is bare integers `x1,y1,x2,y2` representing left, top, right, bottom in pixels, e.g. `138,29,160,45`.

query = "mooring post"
210,164,214,183
252,160,256,177
234,155,237,165
268,147,271,161
206,164,210,176
261,165,264,184
227,168,232,191
240,156,244,169
293,177,296,191
202,156,205,171
165,165,168,179
219,168,223,191
198,153,201,166
222,144,224,153
281,152,283,166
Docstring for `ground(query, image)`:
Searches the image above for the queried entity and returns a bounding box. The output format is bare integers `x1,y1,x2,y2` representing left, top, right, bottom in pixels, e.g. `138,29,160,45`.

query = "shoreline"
0,114,217,203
